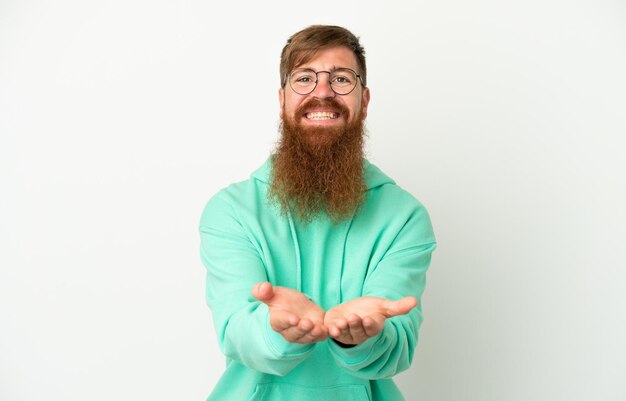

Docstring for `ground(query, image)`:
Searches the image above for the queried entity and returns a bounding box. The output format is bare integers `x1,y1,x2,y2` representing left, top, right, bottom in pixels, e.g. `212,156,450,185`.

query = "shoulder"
199,157,275,228
364,161,429,214
364,183,432,227
199,178,262,226
359,164,435,243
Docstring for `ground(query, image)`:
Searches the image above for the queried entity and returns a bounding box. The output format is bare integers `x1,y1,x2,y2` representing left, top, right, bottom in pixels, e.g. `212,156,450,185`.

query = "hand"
324,296,418,345
252,282,328,344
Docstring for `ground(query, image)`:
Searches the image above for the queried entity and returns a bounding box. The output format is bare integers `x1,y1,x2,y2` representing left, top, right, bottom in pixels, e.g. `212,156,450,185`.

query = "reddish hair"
279,25,367,88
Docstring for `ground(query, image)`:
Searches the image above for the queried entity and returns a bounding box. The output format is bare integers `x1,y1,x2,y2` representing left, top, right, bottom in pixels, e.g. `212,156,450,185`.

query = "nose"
311,71,335,98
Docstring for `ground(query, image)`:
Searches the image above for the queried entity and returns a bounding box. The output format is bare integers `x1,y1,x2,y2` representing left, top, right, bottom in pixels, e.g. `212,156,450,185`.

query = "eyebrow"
294,66,351,72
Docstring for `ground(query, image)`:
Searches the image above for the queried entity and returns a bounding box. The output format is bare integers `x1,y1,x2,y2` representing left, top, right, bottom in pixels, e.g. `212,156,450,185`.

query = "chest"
260,217,380,309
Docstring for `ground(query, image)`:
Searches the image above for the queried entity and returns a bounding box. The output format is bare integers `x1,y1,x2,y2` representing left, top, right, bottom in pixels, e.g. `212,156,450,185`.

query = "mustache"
295,98,350,118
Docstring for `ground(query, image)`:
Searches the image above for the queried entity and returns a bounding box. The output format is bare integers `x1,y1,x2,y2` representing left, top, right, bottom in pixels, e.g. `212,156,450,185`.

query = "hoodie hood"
250,157,395,191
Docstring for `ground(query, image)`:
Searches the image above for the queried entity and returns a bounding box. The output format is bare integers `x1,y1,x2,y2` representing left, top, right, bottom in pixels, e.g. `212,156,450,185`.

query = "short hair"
280,25,367,88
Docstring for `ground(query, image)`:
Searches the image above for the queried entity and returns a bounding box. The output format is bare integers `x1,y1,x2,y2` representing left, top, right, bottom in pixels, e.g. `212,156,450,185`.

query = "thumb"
384,296,418,317
252,282,275,303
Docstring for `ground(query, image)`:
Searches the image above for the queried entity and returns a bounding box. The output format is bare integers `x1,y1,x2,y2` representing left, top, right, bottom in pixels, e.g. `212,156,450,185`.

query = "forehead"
295,46,358,71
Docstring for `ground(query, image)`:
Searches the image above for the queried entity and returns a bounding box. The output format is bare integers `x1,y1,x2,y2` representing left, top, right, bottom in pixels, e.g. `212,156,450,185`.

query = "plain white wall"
1,1,624,400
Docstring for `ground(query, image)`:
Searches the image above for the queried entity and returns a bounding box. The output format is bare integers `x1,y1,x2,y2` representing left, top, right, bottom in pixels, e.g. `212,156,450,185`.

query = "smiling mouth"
305,111,339,120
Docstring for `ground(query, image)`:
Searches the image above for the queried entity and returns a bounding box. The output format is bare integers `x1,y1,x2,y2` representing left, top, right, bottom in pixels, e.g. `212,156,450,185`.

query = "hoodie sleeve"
328,199,436,379
199,190,315,376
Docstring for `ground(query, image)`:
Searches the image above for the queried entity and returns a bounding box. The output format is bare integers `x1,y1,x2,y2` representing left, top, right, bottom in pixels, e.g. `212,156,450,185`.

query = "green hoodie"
199,158,436,401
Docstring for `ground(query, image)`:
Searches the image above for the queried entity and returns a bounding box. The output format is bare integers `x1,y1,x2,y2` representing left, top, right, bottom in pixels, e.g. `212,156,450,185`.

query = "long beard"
268,99,367,224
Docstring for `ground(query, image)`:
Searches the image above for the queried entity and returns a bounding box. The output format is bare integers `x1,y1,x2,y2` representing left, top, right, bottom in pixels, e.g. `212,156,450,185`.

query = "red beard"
269,98,367,224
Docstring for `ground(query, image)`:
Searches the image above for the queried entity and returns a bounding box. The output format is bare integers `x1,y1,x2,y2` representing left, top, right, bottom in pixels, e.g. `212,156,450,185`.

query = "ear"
361,87,371,119
278,87,285,118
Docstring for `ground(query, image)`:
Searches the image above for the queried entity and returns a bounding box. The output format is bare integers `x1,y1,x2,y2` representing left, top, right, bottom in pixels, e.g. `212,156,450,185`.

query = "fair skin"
252,282,328,344
278,46,370,128
252,47,416,346
253,282,418,345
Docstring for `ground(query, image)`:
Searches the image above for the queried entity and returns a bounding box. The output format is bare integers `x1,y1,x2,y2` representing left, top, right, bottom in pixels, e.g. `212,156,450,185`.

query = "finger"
297,317,315,332
327,318,348,338
328,315,358,343
309,324,328,338
280,318,316,342
384,296,418,317
298,325,328,344
346,314,367,340
271,312,299,331
362,316,383,337
252,282,274,303
328,325,341,338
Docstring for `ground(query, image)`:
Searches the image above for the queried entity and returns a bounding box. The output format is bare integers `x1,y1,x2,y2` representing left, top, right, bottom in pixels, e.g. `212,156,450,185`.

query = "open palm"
324,296,418,345
252,282,327,344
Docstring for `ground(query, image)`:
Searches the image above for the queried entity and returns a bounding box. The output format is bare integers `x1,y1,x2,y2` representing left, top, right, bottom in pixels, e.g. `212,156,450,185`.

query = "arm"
199,191,319,376
326,203,436,379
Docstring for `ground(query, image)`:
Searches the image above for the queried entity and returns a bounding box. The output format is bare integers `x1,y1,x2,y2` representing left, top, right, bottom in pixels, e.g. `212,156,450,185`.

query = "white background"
1,1,625,400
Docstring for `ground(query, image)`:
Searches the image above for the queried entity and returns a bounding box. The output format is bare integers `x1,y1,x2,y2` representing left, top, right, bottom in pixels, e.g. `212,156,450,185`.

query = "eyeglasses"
287,67,364,96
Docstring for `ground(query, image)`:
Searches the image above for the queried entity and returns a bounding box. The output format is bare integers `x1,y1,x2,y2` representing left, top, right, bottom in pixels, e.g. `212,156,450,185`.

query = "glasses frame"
286,67,365,96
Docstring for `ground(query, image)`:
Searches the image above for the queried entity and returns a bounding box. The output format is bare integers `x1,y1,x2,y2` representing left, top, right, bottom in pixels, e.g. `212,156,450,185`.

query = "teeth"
306,112,338,120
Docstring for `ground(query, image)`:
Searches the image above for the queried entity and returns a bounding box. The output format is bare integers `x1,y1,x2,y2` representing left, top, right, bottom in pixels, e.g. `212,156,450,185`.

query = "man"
199,25,436,401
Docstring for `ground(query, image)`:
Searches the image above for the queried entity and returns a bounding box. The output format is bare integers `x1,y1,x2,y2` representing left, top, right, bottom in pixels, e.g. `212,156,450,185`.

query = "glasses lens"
288,68,360,95
330,69,358,95
289,69,317,95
